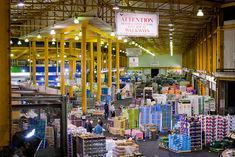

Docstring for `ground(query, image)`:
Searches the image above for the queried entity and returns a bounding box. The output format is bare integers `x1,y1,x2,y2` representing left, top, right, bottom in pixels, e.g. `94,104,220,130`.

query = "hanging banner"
116,12,159,37
129,57,139,67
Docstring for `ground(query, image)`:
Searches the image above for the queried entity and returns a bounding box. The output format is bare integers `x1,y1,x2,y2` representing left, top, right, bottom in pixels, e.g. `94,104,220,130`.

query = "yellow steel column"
200,43,203,70
217,27,224,70
212,34,217,72
81,23,87,114
90,42,94,93
69,39,75,97
203,40,207,71
116,41,120,90
60,34,65,95
108,39,112,88
32,40,37,85
207,37,211,73
97,35,102,101
0,0,10,147
44,37,49,87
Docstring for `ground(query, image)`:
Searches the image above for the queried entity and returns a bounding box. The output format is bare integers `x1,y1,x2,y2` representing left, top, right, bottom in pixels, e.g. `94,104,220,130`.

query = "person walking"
110,103,115,117
104,102,109,119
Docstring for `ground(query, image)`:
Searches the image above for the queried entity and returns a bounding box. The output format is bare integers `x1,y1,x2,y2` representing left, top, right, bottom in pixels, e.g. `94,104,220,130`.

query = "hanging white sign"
116,12,159,37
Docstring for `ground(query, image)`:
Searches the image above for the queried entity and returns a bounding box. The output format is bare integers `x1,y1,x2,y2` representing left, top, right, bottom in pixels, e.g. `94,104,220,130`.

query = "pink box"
125,129,143,139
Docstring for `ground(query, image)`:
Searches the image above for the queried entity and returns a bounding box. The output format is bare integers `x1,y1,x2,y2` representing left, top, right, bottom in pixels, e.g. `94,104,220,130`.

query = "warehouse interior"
0,0,235,157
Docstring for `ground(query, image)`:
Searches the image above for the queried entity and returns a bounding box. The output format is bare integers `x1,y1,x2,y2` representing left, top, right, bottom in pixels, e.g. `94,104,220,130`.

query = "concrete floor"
137,141,218,157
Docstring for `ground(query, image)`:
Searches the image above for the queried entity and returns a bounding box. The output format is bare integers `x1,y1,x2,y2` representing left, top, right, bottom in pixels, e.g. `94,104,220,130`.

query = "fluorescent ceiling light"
17,40,22,45
17,0,25,7
75,35,79,41
112,4,120,10
197,9,204,17
110,32,115,36
37,33,42,39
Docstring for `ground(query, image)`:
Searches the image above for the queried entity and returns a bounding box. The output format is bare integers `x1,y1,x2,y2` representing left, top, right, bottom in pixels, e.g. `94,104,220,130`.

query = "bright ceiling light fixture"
110,32,115,37
197,9,204,17
169,28,174,31
73,17,79,24
17,0,25,7
112,3,120,10
170,40,173,56
113,47,115,50
10,40,13,45
104,45,108,48
52,38,56,42
25,38,29,42
75,35,79,41
78,31,82,37
50,29,56,35
17,40,22,45
37,33,42,39
123,39,128,43
10,54,14,57
168,23,174,27
52,41,56,45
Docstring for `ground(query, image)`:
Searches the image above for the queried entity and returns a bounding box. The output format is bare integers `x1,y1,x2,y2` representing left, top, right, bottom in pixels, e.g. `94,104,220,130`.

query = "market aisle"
137,140,218,157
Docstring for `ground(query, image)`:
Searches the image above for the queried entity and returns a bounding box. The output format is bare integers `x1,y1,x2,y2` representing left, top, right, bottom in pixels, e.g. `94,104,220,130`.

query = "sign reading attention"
116,12,159,37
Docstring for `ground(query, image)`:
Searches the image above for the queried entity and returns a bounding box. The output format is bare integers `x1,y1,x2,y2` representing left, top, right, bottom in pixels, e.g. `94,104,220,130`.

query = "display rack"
75,135,107,157
143,87,153,100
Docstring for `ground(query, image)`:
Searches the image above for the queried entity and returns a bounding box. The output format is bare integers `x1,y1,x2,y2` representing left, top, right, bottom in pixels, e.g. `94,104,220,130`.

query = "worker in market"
93,121,104,135
110,103,115,117
98,118,103,127
84,120,93,133
104,101,109,119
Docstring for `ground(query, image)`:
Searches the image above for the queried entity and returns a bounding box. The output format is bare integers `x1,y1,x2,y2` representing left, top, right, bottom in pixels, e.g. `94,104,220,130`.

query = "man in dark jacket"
104,102,109,119
84,120,93,133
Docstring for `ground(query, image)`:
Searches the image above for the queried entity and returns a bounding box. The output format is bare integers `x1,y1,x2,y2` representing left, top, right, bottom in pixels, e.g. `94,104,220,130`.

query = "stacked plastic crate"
67,132,73,157
139,106,152,126
101,86,111,103
128,108,139,129
188,117,202,151
161,103,172,133
228,115,235,132
168,134,191,152
151,105,162,131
